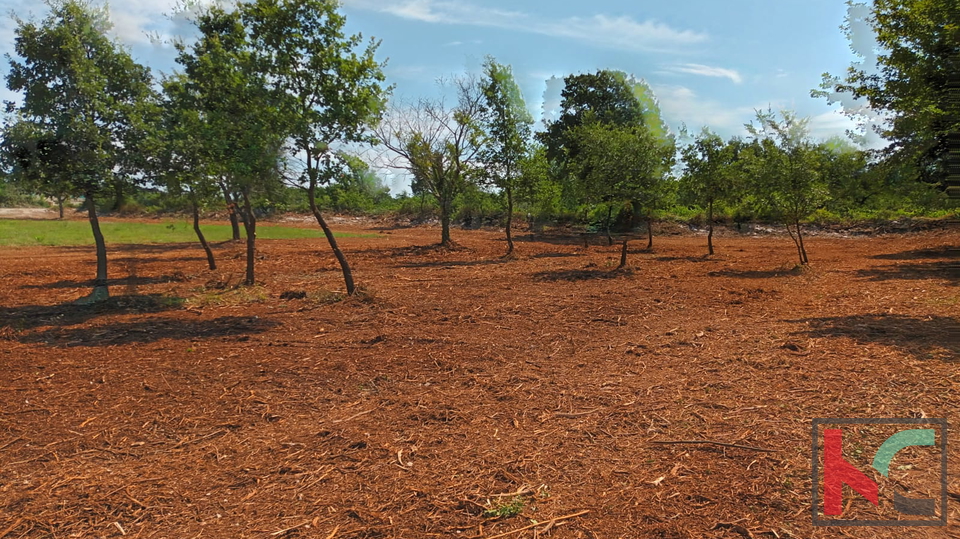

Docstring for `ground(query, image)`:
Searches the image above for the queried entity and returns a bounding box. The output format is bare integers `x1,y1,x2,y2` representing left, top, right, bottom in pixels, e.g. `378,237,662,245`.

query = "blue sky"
0,0,882,191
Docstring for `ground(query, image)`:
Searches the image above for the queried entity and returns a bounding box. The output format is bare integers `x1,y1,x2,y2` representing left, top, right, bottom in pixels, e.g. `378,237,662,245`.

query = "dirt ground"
0,219,958,539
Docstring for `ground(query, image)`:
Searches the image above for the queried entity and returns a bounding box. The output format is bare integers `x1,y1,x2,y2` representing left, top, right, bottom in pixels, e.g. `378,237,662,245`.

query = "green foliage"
2,0,156,201
814,0,960,191
484,496,525,519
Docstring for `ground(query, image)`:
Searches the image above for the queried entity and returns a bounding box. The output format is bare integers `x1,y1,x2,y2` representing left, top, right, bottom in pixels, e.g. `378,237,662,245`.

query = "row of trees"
1,0,956,301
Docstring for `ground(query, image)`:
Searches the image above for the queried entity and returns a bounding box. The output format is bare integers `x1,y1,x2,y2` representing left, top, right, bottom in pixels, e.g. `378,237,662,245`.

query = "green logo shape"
872,429,935,477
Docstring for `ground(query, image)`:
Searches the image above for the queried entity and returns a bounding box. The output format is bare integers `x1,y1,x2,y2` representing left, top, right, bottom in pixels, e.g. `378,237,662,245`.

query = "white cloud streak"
343,0,708,53
663,63,742,84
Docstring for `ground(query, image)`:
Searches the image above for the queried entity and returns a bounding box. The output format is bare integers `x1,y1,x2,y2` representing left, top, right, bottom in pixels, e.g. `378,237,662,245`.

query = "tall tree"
2,0,155,302
174,4,287,285
744,110,828,265
814,0,960,195
242,0,388,295
374,77,486,247
679,129,740,255
478,57,533,255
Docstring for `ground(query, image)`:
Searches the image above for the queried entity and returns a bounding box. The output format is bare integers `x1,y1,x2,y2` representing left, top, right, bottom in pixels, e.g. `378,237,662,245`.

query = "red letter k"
823,429,879,515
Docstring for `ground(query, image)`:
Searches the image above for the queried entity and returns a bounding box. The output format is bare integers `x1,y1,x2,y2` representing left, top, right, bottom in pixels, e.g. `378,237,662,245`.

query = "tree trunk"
80,192,109,303
308,175,356,296
111,180,124,211
646,215,653,250
796,221,809,264
707,200,714,256
191,192,216,271
785,220,803,265
504,186,514,256
440,194,452,247
240,189,257,285
617,239,628,269
605,205,613,246
220,181,241,241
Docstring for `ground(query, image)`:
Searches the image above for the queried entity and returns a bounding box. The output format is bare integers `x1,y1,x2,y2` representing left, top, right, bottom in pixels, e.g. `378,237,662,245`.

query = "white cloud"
342,0,708,53
663,63,742,84
651,84,765,135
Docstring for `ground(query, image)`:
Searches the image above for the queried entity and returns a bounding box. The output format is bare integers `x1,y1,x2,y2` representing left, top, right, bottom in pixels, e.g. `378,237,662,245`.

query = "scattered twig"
174,429,227,448
482,510,589,539
332,408,375,423
0,518,23,538
270,520,312,536
0,436,23,452
650,440,777,453
323,525,340,539
553,408,602,419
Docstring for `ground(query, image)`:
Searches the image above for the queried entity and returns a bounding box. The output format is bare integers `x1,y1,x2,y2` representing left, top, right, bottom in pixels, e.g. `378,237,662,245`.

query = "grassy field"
0,219,379,246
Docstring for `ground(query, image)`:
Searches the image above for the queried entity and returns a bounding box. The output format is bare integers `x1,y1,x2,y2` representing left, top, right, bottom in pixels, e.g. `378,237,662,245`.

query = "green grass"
0,219,380,247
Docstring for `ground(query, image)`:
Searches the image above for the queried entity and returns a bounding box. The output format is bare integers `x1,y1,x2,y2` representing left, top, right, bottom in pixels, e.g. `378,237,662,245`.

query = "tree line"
1,0,956,302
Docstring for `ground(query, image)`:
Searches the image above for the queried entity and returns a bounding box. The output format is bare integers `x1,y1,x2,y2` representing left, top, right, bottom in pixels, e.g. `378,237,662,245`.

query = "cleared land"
0,220,958,538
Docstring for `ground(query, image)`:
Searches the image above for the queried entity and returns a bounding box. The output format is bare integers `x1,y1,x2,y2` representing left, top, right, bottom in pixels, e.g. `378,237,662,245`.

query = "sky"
0,0,883,192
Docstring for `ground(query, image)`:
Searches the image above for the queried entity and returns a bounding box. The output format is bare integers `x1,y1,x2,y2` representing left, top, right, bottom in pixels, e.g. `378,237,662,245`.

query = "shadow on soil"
871,247,960,261
397,258,508,269
0,294,184,331
790,314,960,360
8,312,277,348
533,267,633,282
856,262,960,285
20,274,189,289
708,267,802,279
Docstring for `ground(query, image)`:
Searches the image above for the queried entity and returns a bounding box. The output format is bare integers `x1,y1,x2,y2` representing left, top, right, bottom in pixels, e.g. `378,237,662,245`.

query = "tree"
679,129,740,255
174,4,287,286
155,74,220,270
2,0,156,302
814,0,960,195
374,77,485,247
569,120,672,265
242,0,388,295
744,110,828,265
478,57,533,255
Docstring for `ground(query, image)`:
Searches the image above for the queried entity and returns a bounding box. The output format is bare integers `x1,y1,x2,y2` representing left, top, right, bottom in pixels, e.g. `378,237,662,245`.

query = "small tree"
570,119,670,266
3,0,156,302
477,57,533,256
242,0,388,295
679,129,739,255
744,109,828,265
374,77,485,247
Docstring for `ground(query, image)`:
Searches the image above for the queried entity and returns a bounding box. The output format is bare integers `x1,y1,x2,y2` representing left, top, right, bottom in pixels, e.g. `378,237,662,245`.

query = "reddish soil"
0,220,958,538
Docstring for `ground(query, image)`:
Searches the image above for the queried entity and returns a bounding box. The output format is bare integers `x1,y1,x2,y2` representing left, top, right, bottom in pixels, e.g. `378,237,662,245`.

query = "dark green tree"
2,0,156,302
814,0,960,195
679,129,740,255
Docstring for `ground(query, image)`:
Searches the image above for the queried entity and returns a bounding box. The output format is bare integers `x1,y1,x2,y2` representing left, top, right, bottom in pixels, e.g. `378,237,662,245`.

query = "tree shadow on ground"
657,255,714,263
0,294,185,331
396,259,508,269
20,274,188,289
533,267,633,282
872,247,959,261
855,262,960,286
789,314,960,360
12,315,278,347
708,267,802,279
529,252,581,259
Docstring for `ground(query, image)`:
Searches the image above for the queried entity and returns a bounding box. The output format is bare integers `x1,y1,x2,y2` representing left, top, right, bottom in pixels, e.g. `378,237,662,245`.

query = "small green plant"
484,496,525,518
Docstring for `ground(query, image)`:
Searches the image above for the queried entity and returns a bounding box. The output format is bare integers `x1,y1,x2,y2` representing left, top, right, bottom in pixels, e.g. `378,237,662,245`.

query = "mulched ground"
1,219,958,539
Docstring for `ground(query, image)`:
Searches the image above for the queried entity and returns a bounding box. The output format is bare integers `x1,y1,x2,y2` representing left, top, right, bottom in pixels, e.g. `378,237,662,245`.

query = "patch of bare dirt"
0,222,958,538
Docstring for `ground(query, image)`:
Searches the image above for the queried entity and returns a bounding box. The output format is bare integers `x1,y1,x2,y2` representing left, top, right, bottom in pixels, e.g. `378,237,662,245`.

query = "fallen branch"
482,510,589,539
0,518,23,539
650,440,777,453
553,408,602,419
